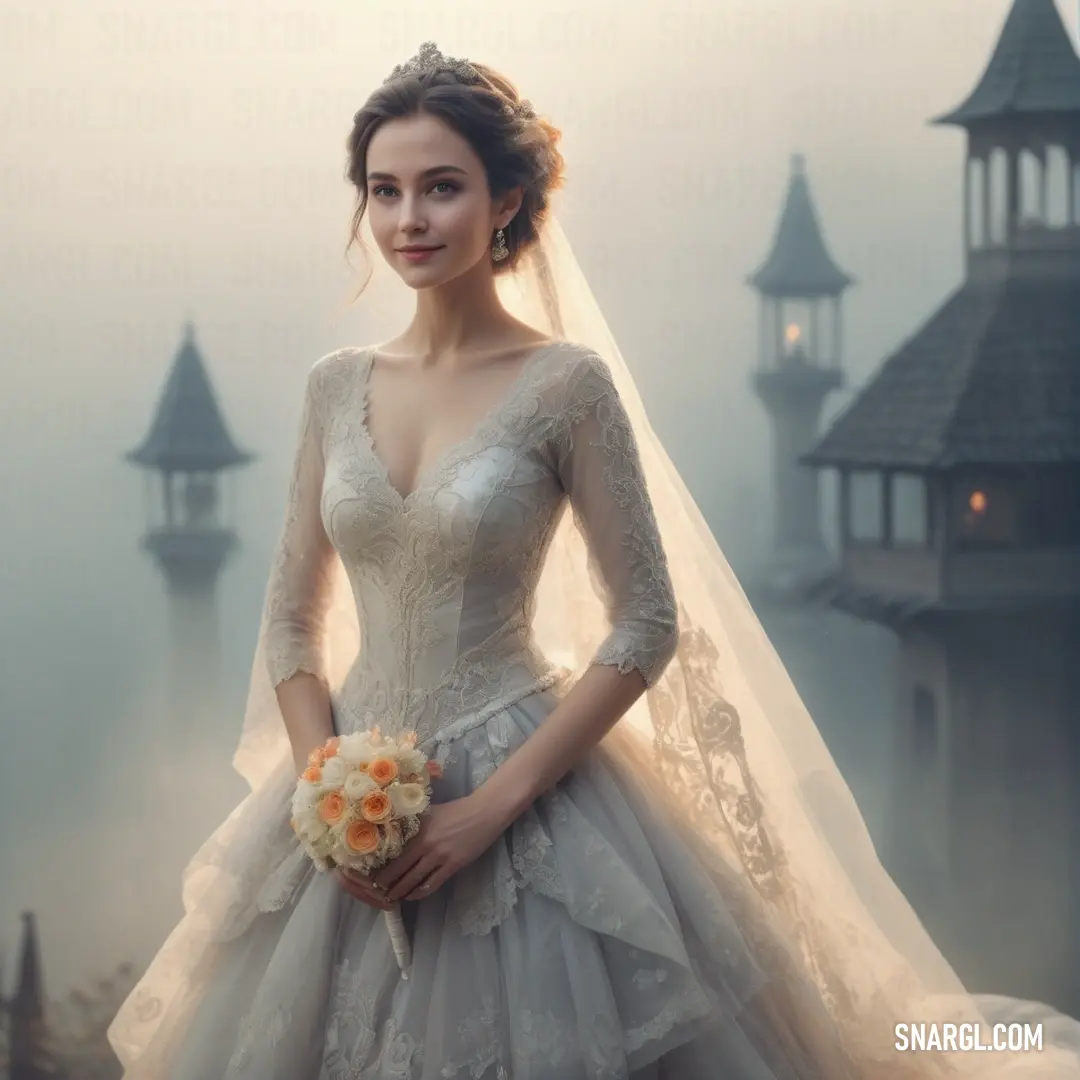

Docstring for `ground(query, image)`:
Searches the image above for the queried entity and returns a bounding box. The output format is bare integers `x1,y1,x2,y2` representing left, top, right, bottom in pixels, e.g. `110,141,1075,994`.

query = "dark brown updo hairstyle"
344,56,566,298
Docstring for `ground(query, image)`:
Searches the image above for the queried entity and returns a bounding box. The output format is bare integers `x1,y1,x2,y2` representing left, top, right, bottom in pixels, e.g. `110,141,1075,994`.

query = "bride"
108,43,1080,1079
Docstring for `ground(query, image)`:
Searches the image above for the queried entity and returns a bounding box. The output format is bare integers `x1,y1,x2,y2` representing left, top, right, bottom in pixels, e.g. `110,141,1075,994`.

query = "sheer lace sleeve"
554,353,679,687
263,360,337,689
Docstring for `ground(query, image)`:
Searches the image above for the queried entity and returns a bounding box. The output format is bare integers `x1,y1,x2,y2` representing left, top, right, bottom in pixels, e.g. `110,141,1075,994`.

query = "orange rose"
360,789,392,823
319,790,347,824
302,765,322,783
369,758,398,786
307,747,326,767
324,736,340,759
344,820,380,855
425,760,443,779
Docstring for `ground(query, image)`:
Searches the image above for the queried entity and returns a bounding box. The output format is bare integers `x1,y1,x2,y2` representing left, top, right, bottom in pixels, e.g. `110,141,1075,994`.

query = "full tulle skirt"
115,687,840,1079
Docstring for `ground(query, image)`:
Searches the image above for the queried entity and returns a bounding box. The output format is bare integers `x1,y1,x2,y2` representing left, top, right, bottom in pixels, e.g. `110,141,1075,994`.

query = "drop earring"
491,228,509,262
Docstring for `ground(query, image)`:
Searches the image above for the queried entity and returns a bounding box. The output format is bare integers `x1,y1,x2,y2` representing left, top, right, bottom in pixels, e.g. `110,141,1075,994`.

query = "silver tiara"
381,41,537,119
382,41,481,86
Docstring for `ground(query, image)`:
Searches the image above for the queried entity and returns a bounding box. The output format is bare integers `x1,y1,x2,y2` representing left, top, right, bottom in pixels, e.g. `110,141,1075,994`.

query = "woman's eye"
370,181,456,198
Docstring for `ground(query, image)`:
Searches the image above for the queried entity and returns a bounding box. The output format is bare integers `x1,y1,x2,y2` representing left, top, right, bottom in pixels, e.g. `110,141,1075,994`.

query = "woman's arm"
276,673,334,777
473,663,648,824
270,355,414,912
263,361,339,776
477,351,678,822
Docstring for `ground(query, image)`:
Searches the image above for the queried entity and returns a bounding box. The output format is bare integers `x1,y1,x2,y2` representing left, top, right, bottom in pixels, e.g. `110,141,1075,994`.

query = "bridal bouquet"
290,728,442,977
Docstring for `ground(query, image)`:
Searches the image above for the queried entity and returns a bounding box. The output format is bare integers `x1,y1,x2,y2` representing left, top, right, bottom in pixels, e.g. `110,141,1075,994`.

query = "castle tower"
6,912,57,1080
127,322,253,750
748,153,854,602
805,0,1080,1014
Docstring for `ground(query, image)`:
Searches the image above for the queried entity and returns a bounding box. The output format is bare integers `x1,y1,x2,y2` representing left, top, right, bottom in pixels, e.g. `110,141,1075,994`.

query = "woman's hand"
336,865,396,911
373,794,507,903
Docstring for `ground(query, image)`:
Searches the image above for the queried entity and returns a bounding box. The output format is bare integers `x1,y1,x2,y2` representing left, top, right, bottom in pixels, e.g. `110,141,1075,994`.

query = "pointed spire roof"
748,154,854,298
934,0,1080,126
127,322,253,473
11,911,43,1020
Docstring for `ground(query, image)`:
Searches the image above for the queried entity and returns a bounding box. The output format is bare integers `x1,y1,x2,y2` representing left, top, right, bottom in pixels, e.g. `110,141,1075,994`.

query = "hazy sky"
2,0,1075,996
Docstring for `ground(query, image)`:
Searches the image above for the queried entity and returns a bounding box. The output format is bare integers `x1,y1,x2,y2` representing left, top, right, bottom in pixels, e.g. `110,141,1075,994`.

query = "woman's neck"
400,261,520,367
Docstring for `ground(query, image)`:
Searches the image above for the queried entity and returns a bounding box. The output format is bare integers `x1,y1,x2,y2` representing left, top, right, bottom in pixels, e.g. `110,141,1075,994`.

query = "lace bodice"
262,341,678,749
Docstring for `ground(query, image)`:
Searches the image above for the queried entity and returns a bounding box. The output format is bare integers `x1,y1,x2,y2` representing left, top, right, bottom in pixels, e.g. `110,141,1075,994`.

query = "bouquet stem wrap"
384,904,412,978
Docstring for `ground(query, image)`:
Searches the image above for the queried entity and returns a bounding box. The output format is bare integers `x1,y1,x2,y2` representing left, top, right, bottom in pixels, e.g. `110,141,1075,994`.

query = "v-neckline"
355,340,561,507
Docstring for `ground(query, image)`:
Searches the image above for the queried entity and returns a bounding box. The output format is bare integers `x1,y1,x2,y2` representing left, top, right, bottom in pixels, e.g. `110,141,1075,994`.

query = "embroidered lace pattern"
262,343,678,750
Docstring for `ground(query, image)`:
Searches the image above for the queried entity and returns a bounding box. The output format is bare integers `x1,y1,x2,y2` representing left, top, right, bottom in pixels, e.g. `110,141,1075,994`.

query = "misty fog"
2,0,1070,995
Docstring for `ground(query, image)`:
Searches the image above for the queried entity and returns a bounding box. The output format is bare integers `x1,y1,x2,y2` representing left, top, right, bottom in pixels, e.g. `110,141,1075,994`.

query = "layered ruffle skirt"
115,688,833,1079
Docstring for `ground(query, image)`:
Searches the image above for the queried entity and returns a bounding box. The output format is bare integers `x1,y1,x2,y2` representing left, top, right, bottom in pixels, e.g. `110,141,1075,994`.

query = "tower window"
849,470,884,542
891,473,930,547
950,474,1018,549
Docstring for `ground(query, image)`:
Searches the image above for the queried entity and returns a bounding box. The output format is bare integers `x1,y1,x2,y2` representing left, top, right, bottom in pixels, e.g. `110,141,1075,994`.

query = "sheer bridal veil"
109,135,1080,1080
497,219,1080,1078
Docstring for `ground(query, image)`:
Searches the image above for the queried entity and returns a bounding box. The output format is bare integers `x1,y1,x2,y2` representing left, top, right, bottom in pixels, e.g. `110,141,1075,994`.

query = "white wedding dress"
113,340,842,1079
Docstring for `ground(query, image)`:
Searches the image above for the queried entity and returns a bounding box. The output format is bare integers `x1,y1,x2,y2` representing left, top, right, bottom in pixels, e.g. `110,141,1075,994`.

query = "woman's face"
365,112,519,291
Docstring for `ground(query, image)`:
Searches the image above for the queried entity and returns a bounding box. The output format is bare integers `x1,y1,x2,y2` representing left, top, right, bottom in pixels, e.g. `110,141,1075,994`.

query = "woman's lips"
398,246,443,263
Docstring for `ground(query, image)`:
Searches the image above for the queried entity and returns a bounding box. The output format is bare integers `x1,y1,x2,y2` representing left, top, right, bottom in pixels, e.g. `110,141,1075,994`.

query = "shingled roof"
934,0,1080,126
748,154,854,298
804,277,1080,470
127,323,252,473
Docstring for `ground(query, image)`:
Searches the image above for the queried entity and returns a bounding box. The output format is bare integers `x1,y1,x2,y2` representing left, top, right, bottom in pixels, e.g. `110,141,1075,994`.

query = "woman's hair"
344,61,566,297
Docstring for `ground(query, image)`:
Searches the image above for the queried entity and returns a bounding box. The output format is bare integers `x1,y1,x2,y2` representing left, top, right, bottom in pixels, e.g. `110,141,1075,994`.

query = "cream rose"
397,748,427,777
292,783,319,814
320,755,349,787
344,769,377,799
390,783,429,817
339,732,377,766
293,807,324,843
